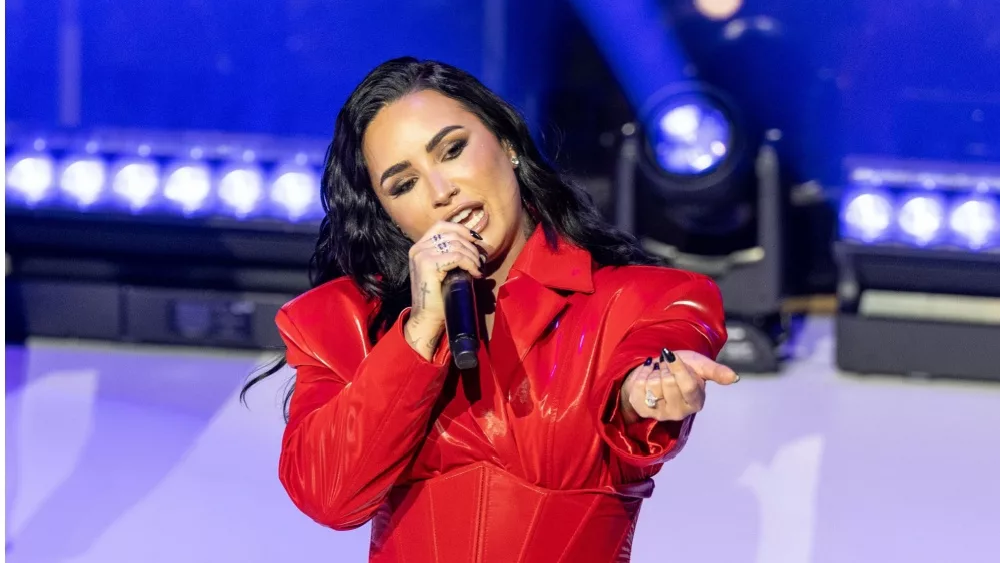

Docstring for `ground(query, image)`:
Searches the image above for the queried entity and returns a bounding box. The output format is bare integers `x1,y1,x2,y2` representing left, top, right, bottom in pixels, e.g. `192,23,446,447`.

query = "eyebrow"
378,125,465,187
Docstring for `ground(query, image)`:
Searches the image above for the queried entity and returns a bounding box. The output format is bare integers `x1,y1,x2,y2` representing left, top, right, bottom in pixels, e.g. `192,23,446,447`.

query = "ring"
644,389,661,409
435,241,450,253
432,234,443,242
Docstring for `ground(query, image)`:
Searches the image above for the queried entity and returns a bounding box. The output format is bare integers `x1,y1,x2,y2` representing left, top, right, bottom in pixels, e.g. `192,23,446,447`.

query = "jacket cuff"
389,307,451,369
598,370,694,466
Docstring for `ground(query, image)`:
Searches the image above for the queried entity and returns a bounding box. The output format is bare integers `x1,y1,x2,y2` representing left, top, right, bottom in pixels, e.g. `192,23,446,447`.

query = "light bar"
841,188,1000,250
5,128,328,224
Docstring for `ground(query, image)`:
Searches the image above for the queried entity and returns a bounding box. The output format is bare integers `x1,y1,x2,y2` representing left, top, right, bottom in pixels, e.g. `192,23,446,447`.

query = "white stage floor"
5,316,999,562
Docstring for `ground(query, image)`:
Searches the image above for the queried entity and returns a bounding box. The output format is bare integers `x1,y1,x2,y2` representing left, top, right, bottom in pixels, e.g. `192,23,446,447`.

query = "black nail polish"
661,348,676,363
653,362,660,370
643,357,653,366
470,230,483,240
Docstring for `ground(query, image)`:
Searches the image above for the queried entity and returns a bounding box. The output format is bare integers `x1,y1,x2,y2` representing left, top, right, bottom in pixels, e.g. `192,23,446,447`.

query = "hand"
619,349,739,423
404,221,485,358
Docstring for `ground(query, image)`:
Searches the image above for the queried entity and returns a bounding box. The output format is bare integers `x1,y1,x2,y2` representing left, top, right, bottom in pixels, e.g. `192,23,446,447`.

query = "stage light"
949,197,998,249
218,167,265,218
59,158,107,207
270,167,318,221
651,101,731,175
112,160,160,211
897,193,946,246
840,190,894,243
836,157,1000,382
6,127,331,350
163,163,212,214
7,154,55,205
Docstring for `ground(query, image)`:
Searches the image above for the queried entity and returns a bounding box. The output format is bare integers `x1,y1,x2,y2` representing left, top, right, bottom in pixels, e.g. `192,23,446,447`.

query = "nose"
429,172,458,207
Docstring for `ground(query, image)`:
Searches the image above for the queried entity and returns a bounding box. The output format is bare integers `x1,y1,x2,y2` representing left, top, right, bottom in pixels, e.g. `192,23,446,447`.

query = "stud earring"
511,155,520,168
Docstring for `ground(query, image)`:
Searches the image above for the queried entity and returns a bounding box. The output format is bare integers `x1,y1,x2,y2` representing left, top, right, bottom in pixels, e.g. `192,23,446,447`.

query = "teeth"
449,208,473,224
461,209,485,229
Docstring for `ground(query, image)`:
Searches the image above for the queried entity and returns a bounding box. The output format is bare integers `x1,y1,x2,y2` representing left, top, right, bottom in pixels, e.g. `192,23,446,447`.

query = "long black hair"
240,57,659,419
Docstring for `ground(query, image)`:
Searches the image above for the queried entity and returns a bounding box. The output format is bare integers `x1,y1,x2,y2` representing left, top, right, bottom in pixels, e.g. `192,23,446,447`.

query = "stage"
5,316,998,563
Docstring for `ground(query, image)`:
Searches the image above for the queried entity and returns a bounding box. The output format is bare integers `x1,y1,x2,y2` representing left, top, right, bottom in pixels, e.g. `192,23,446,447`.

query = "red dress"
276,228,727,562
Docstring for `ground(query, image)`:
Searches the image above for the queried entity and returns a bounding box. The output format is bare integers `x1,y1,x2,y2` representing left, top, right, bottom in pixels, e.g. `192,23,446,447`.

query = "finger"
420,233,485,264
419,236,484,270
421,221,483,245
644,362,671,416
675,350,739,385
427,251,483,279
628,362,656,418
662,356,703,410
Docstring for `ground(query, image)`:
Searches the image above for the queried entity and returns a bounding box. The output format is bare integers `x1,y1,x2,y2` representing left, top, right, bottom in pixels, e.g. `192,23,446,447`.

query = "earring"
511,155,520,168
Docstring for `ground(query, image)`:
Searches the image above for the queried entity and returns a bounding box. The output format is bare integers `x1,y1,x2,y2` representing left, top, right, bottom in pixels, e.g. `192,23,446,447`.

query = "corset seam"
514,493,547,563
555,496,601,563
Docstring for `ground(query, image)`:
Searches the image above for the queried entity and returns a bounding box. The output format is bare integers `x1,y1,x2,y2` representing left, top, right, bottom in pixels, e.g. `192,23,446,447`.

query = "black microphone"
441,269,479,370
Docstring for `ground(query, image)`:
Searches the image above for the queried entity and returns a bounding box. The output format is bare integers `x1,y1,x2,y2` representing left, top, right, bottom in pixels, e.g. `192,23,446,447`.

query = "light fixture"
6,127,328,349
836,156,1000,382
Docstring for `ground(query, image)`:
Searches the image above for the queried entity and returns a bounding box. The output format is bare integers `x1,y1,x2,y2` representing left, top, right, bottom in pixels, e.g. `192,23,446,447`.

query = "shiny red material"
276,228,727,562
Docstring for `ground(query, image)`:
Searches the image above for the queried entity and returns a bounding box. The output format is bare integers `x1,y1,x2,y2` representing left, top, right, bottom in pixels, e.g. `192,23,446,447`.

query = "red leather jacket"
276,228,727,562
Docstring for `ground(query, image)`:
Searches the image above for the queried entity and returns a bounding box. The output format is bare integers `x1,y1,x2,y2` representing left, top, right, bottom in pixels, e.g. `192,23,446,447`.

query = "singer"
242,57,738,562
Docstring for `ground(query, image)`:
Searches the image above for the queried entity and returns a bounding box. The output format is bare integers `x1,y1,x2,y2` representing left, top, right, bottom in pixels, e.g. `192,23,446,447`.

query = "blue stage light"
7,154,55,205
6,130,328,225
218,167,265,218
651,100,731,175
163,163,213,215
59,158,107,207
270,167,318,221
897,193,946,246
841,190,894,243
112,160,160,211
949,197,998,250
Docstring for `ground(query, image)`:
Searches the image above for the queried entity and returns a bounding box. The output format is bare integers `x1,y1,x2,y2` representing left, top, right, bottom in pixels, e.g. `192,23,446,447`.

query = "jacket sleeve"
592,273,728,468
276,306,450,530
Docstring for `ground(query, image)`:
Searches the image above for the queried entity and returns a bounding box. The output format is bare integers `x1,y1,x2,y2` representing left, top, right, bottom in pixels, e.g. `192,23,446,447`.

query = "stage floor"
5,316,998,563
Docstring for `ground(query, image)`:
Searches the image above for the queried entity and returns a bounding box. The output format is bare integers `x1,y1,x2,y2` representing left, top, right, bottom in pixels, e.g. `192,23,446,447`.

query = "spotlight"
614,84,786,374
836,157,1000,382
650,100,731,175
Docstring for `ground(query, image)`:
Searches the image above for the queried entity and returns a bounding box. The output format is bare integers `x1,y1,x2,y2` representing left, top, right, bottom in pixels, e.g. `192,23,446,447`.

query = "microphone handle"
442,269,479,370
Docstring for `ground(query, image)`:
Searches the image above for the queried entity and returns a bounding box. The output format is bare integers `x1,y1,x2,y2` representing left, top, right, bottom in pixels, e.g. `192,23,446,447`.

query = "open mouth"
447,204,487,231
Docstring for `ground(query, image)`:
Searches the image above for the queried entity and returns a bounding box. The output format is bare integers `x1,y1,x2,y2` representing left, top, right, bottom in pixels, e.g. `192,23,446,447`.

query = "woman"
243,57,738,562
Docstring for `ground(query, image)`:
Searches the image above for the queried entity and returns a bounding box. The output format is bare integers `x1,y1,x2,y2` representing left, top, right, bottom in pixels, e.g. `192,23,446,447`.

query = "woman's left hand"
619,349,739,424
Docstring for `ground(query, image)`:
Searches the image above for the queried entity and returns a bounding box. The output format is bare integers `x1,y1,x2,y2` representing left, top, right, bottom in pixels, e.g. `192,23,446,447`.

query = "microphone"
441,269,479,370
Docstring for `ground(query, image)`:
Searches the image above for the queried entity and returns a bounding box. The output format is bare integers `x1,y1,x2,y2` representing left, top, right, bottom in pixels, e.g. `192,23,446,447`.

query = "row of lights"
841,189,999,250
6,138,327,223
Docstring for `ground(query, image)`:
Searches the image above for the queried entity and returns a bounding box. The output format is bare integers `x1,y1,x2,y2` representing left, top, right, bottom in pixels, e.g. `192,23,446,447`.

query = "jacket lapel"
490,228,594,394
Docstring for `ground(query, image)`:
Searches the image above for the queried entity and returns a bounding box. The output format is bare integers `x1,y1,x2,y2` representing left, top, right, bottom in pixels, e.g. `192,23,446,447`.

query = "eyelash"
389,139,467,197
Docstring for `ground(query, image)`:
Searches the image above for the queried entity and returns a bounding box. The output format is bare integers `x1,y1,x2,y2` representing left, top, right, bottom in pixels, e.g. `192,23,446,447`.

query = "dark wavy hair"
240,57,659,419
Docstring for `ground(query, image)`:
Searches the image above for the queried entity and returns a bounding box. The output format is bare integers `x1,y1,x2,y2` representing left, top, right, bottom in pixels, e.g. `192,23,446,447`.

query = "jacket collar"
505,226,594,294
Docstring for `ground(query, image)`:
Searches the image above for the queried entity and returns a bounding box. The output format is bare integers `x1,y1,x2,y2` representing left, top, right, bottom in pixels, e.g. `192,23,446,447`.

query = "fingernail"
643,357,653,366
661,348,676,363
470,230,483,240
653,362,660,370
734,373,741,383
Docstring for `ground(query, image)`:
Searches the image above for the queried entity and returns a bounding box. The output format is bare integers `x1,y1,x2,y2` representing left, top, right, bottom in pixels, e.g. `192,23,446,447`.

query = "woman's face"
362,89,526,262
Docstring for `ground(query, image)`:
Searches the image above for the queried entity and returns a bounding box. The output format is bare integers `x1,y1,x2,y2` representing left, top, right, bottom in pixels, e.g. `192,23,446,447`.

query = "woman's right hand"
404,221,485,358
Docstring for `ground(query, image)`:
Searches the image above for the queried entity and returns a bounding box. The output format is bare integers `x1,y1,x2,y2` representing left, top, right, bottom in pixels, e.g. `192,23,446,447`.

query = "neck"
485,218,534,296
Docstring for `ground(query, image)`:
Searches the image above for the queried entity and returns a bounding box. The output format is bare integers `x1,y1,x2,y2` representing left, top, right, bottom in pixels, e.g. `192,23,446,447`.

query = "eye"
443,139,467,161
389,178,417,197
